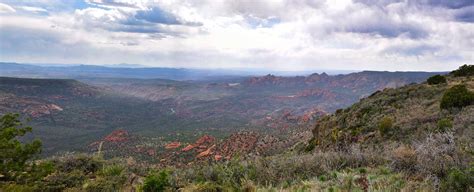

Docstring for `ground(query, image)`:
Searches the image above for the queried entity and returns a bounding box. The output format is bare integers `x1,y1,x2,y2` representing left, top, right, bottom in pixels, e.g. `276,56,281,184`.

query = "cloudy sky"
0,0,472,71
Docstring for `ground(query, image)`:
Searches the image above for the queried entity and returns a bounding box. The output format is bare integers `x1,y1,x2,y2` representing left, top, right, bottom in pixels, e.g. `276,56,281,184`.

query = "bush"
413,132,458,177
378,117,393,137
99,164,124,177
44,169,87,189
304,138,317,152
440,85,474,109
188,182,223,192
142,170,170,192
55,154,102,173
84,176,125,192
436,118,452,132
450,64,474,77
427,75,447,85
390,145,417,172
441,167,474,192
17,161,55,184
83,164,126,191
0,183,39,191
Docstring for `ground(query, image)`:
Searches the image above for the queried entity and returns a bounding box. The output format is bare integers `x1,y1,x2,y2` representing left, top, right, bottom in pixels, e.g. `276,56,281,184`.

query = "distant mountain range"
0,62,361,80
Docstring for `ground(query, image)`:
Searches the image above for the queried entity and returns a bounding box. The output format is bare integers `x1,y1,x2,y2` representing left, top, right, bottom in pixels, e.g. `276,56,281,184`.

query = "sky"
0,0,472,71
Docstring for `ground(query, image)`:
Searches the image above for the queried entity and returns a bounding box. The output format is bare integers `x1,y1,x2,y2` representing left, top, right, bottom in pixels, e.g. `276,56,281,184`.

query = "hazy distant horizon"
1,61,455,77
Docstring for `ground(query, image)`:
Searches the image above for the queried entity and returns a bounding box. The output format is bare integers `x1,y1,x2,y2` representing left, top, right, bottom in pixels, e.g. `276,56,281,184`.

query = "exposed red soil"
196,145,215,158
165,141,181,149
104,129,129,142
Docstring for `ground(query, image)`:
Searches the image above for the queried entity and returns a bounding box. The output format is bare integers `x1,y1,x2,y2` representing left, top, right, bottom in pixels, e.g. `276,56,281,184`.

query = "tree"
0,113,42,180
427,75,447,85
450,64,474,77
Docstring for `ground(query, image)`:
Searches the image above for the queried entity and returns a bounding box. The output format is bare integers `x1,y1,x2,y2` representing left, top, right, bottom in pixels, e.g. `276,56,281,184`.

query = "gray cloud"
326,5,428,39
357,0,474,9
342,20,427,39
135,7,181,25
416,0,474,9
354,0,404,7
0,25,95,61
454,6,474,22
0,0,472,71
132,7,202,26
356,0,474,23
85,0,138,8
382,44,440,56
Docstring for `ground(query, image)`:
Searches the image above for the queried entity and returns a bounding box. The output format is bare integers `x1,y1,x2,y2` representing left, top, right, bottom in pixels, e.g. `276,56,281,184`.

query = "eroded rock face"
181,144,194,152
195,135,215,145
196,145,215,158
181,135,215,152
165,142,181,149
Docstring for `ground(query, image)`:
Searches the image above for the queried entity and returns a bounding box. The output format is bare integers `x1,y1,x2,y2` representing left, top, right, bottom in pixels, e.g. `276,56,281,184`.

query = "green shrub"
99,164,124,177
56,154,102,173
427,75,447,85
44,169,86,189
84,176,125,192
0,183,39,192
304,138,317,152
378,117,393,137
440,85,474,109
450,64,474,77
192,182,222,192
142,170,170,192
17,161,55,183
441,167,474,192
436,118,453,132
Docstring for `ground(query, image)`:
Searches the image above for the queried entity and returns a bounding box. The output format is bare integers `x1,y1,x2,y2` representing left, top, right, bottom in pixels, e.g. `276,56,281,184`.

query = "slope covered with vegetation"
305,64,474,190
0,70,439,155
309,65,473,150
1,66,472,191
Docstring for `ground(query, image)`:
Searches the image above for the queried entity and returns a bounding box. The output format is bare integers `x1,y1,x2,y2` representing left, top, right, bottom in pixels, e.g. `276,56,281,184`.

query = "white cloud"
0,3,15,13
17,6,48,13
0,0,472,71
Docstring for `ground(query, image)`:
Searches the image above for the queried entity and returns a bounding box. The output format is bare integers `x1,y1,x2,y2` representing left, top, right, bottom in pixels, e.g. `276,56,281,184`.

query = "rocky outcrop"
196,145,215,158
104,129,129,142
165,142,181,149
23,104,63,118
181,135,215,152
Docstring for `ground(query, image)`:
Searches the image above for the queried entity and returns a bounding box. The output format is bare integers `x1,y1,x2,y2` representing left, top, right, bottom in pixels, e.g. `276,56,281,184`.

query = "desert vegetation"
427,74,447,85
440,84,474,109
1,65,473,191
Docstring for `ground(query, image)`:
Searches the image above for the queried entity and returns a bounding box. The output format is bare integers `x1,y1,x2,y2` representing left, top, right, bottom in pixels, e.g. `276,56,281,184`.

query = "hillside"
0,77,172,153
0,70,441,156
0,65,472,191
308,67,473,150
